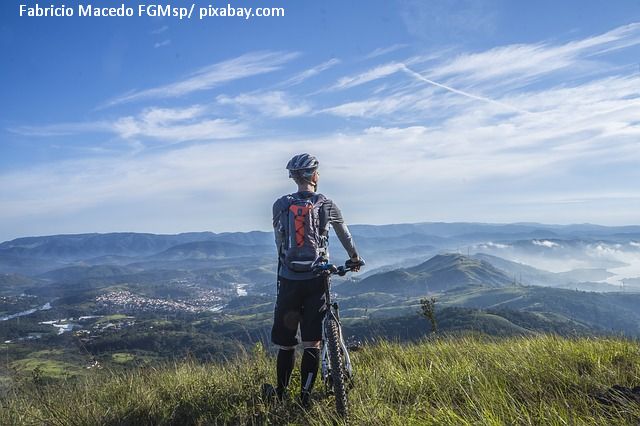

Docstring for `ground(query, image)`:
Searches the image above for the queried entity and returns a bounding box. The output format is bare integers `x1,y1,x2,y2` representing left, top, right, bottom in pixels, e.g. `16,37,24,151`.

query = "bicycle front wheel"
325,315,348,418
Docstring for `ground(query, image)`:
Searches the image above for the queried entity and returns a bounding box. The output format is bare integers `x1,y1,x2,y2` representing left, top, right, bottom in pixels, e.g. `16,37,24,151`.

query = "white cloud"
0,140,292,238
532,240,560,248
429,23,640,88
321,96,415,118
112,106,247,141
280,58,340,86
362,44,408,60
154,39,171,49
10,105,248,143
330,62,404,90
8,122,112,137
402,65,532,114
4,24,640,239
321,23,640,121
217,91,311,118
478,242,511,249
1,115,639,241
102,51,299,107
150,25,169,35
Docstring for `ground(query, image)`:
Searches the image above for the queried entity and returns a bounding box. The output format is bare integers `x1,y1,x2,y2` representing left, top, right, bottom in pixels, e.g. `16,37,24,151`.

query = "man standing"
269,153,363,407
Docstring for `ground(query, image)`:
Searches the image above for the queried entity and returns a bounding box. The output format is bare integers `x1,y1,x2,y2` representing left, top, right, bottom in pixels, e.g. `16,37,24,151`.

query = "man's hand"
346,255,365,272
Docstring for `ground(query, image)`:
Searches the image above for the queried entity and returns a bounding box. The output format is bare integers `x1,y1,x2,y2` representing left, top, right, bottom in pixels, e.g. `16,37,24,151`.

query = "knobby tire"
326,316,348,418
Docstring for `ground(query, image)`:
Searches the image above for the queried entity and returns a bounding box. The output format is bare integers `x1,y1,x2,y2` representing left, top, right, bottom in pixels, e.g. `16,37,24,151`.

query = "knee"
302,340,321,349
279,345,296,351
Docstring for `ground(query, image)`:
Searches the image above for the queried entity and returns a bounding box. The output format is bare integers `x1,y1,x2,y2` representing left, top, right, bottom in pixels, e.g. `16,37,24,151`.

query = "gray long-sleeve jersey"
273,191,358,280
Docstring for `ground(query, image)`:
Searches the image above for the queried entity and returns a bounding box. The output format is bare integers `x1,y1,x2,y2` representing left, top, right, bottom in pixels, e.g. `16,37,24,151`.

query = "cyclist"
269,153,362,407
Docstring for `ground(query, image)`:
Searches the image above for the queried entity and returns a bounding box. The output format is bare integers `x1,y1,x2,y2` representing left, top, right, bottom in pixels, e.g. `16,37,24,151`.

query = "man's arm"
326,200,359,261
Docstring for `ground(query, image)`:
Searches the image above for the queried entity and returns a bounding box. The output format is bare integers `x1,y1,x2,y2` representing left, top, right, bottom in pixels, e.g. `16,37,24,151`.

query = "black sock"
276,348,295,398
300,347,320,396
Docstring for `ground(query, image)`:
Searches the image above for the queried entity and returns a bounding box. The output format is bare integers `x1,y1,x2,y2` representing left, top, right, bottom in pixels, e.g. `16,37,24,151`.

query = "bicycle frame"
320,272,353,388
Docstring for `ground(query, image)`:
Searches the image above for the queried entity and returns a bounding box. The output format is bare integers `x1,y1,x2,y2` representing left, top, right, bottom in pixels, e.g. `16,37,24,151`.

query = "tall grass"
1,335,639,425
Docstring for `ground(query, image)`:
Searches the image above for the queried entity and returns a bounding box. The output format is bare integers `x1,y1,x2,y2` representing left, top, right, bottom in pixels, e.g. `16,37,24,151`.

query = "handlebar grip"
345,258,365,269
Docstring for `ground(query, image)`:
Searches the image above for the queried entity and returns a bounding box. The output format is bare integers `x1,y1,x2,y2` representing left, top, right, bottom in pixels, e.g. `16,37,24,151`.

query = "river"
0,302,52,321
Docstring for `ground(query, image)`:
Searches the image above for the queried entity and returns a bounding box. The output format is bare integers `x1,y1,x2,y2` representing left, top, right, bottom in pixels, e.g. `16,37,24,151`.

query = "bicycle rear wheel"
325,315,348,418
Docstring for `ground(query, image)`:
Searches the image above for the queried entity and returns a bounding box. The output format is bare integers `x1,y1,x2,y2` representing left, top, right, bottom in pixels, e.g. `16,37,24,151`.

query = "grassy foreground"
1,335,639,425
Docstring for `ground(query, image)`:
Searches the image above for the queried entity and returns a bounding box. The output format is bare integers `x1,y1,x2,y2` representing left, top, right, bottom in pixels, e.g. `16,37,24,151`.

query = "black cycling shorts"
271,276,326,347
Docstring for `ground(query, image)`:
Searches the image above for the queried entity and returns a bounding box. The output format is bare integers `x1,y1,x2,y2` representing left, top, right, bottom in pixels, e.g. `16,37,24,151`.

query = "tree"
419,297,438,334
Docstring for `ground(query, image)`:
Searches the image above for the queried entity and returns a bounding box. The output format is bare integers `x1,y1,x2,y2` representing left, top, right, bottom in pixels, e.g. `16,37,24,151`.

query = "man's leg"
300,340,321,405
271,277,302,400
299,276,326,407
276,345,296,399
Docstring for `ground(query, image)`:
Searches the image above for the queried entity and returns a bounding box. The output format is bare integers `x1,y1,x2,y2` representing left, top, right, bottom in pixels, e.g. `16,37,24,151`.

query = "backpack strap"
312,194,330,237
274,195,295,260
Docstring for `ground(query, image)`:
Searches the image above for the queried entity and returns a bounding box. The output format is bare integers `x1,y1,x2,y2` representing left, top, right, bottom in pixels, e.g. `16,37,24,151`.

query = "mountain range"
1,222,639,339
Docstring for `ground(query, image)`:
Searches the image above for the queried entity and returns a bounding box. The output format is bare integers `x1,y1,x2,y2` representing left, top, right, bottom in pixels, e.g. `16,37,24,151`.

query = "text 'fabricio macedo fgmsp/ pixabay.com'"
18,3,286,20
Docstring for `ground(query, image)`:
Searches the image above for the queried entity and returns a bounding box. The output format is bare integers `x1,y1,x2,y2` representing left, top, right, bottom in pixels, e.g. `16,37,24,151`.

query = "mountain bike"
312,258,364,418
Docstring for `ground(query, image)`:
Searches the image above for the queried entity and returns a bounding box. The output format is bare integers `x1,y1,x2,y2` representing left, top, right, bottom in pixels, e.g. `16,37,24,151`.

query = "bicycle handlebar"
312,259,365,277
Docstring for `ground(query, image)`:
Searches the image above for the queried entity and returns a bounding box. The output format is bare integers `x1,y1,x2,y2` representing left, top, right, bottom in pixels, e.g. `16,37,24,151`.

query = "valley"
1,222,639,387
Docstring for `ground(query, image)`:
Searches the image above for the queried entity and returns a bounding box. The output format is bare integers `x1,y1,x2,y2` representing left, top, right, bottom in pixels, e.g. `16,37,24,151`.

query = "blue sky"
1,0,639,241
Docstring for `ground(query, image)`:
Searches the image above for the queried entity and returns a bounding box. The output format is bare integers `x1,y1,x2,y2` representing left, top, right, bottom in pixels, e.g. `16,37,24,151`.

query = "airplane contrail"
401,65,533,115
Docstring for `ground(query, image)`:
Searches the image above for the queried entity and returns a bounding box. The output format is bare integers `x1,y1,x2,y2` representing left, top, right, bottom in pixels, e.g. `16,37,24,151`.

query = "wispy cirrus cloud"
429,22,640,88
154,40,171,49
8,122,113,137
101,51,299,108
5,23,640,240
112,106,247,142
322,64,530,118
150,25,169,35
321,93,419,118
322,23,640,121
3,111,638,238
11,105,248,143
280,58,341,86
402,65,533,114
217,91,311,118
329,62,405,90
362,44,408,60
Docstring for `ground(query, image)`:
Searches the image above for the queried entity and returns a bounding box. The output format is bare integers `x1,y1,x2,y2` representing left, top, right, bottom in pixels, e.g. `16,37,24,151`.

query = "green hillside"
0,273,39,296
2,335,639,425
343,307,594,341
342,253,513,296
39,264,139,283
440,286,640,336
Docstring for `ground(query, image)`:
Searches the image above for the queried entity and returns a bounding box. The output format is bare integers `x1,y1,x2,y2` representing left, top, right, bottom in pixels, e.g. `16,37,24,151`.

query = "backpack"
279,193,328,272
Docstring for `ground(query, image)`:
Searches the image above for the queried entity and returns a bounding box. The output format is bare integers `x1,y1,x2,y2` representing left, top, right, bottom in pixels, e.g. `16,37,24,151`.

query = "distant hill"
0,273,37,287
472,253,614,288
342,253,513,296
472,253,560,286
349,222,640,239
0,273,40,295
0,231,273,262
0,232,211,259
344,306,594,341
149,241,272,261
40,264,140,283
441,285,640,336
334,252,640,336
2,223,638,278
0,253,67,275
